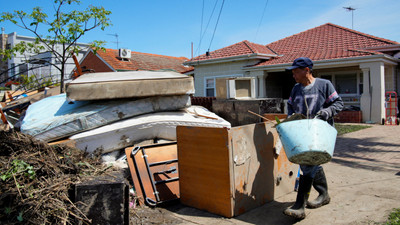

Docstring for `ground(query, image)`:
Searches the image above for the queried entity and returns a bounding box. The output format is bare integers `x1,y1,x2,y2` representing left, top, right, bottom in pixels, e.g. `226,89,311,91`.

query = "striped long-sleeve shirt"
287,78,344,125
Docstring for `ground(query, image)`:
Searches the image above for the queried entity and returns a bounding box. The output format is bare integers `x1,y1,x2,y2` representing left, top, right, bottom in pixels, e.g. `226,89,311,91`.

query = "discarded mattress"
20,93,191,142
70,106,231,154
66,71,195,101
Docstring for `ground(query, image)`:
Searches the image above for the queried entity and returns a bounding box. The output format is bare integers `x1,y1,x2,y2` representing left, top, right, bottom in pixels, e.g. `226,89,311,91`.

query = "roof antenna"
107,33,120,49
343,6,356,29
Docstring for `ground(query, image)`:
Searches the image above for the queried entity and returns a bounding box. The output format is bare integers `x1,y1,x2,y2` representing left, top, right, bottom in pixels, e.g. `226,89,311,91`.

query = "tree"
0,0,111,93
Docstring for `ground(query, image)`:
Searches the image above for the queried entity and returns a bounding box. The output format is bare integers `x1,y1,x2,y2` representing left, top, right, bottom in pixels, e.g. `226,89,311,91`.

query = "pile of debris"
0,127,111,224
1,70,232,224
17,71,230,155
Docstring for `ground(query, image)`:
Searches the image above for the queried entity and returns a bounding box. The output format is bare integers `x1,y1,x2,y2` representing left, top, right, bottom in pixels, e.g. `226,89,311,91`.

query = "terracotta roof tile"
254,23,399,67
189,40,277,61
96,49,193,73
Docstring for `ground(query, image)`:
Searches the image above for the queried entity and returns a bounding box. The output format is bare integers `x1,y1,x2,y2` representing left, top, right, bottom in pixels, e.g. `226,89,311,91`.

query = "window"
19,64,28,75
319,71,362,107
335,74,357,94
205,78,215,97
359,72,363,95
10,63,15,77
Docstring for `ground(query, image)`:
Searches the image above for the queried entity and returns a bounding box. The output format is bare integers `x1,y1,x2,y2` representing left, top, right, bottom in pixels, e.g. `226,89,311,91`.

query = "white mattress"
21,94,191,141
66,71,195,101
70,106,231,154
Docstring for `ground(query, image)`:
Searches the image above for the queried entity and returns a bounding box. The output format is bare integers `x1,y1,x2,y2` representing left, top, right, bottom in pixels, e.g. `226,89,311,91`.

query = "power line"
208,0,225,53
195,0,220,57
198,0,205,56
255,0,269,42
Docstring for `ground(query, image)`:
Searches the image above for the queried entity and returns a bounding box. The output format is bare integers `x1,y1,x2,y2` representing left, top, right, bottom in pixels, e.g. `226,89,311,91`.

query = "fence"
190,96,216,111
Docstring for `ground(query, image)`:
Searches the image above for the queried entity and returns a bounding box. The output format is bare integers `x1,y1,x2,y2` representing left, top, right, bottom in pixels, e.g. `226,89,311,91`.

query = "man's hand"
316,109,329,121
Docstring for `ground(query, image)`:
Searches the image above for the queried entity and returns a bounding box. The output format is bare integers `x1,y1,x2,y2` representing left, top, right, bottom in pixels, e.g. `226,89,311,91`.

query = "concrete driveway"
164,124,400,225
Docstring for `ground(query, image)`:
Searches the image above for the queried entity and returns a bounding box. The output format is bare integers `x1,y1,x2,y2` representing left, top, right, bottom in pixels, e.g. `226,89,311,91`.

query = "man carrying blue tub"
283,57,344,219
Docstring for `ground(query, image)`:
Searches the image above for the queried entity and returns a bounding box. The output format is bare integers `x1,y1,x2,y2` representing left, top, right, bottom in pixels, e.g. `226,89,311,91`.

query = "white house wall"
248,70,266,98
193,60,259,96
7,32,89,82
360,62,385,123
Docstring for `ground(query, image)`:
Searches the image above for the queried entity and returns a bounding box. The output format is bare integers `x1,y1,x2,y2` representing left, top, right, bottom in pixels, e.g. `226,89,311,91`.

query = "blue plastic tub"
276,119,337,165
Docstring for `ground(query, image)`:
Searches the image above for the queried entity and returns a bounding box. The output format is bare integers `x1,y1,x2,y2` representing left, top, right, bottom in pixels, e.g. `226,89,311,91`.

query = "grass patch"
335,124,372,135
385,208,400,225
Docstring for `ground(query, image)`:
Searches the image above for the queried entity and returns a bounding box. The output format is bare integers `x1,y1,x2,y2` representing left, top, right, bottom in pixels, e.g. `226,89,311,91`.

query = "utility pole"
343,6,356,29
107,33,120,49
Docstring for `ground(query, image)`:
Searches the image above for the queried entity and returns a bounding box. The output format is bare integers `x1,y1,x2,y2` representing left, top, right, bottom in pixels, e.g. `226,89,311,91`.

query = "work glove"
316,109,329,121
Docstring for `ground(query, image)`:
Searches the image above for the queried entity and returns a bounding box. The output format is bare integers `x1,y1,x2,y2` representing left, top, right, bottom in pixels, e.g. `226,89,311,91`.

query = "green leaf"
5,207,11,215
17,211,23,222
275,116,281,125
0,174,8,181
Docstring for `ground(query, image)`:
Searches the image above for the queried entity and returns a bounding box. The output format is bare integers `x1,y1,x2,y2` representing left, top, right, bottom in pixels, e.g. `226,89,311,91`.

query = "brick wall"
334,111,362,123
80,51,114,73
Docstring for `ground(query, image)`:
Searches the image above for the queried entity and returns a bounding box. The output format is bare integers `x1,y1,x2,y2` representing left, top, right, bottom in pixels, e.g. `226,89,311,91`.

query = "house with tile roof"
77,48,193,74
184,23,400,124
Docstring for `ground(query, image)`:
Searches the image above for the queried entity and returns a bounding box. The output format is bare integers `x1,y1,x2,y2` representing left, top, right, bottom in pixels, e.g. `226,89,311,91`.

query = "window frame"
318,70,363,106
203,74,243,97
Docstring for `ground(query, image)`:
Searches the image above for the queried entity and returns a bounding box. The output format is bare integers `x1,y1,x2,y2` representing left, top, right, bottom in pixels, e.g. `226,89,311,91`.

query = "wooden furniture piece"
125,142,179,206
177,122,298,218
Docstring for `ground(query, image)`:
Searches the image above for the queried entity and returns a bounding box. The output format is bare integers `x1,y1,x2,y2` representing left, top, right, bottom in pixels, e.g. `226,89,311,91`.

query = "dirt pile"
0,128,108,224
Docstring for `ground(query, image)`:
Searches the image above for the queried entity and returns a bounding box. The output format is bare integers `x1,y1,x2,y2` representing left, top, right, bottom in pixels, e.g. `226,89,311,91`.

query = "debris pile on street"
0,127,111,224
18,71,230,155
1,70,233,224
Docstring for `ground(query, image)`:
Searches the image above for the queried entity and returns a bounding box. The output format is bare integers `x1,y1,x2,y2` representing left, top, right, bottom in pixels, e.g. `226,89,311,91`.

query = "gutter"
243,54,400,72
184,53,277,66
364,44,400,52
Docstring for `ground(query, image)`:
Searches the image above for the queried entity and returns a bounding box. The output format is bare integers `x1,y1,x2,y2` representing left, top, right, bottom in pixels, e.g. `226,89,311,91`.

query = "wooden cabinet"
177,122,297,217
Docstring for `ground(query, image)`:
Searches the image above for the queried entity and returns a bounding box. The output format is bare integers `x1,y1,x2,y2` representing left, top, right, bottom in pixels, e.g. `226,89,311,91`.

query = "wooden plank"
215,78,228,99
177,126,234,218
48,139,76,148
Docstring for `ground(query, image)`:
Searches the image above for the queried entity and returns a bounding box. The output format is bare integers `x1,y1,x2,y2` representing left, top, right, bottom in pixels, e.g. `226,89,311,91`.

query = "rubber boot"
307,167,330,208
283,175,313,219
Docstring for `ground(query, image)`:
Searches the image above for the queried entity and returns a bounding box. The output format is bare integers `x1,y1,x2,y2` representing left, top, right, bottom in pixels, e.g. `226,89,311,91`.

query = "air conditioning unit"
215,77,256,99
119,48,131,59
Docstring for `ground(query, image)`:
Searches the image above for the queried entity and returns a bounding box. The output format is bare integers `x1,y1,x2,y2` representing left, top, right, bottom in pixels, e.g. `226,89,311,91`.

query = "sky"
1,0,400,59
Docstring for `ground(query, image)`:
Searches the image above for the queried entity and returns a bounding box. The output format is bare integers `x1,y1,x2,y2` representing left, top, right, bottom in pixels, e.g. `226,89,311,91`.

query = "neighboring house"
184,23,400,123
3,32,90,85
76,48,193,74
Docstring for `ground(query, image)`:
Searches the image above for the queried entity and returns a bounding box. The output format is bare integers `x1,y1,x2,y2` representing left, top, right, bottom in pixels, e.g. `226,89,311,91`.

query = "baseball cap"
286,57,313,71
